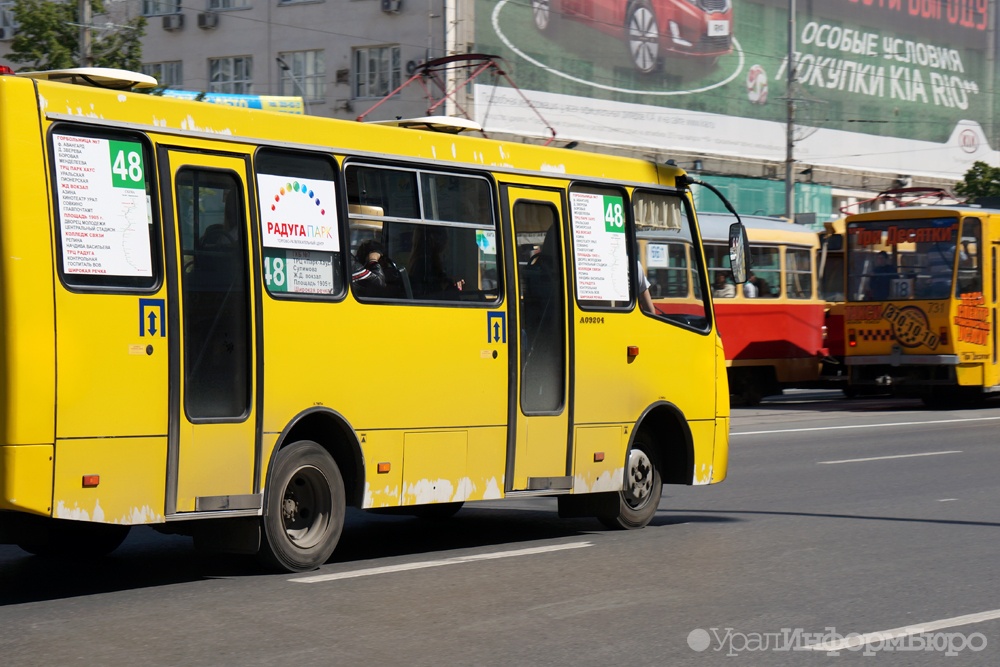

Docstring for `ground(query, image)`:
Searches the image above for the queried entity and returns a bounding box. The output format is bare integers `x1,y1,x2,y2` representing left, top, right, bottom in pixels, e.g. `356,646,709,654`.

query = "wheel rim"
623,448,655,509
627,7,659,73
280,465,332,549
532,0,550,31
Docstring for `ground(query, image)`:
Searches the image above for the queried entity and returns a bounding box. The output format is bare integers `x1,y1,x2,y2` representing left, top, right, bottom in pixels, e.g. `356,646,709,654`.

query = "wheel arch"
632,400,694,485
266,407,365,509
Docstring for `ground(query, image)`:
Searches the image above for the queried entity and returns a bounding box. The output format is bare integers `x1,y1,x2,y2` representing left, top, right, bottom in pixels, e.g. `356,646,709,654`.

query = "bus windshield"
846,216,981,301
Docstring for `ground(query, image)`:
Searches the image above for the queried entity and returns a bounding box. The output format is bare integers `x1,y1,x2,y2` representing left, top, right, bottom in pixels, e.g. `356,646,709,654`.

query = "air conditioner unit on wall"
381,0,401,13
162,13,183,31
197,12,218,29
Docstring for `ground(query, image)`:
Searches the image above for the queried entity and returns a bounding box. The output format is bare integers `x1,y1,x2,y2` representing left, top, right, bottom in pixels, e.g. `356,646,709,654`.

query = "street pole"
79,0,92,67
276,57,310,116
784,0,796,221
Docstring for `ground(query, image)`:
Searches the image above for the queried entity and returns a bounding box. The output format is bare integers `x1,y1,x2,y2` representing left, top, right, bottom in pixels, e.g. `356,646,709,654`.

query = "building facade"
0,0,994,222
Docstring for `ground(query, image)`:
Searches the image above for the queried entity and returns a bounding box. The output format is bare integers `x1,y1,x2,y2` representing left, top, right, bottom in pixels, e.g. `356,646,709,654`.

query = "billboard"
473,0,998,181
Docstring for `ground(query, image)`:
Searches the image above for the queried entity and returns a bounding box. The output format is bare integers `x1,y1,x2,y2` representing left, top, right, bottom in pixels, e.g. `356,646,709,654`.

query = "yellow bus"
844,199,1000,406
0,67,745,571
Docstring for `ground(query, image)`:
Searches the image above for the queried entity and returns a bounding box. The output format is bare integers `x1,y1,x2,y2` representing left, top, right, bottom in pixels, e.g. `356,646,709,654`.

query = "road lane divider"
289,541,593,584
733,415,1000,437
818,451,962,465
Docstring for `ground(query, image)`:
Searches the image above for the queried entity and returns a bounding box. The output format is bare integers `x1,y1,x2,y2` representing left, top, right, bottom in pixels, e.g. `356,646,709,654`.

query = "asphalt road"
2,391,999,666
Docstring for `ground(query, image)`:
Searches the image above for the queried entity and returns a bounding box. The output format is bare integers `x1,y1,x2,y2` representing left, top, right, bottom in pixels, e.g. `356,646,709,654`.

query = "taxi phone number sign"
883,303,938,349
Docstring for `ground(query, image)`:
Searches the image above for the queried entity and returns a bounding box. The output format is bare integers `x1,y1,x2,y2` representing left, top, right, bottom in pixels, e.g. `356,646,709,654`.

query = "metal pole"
276,57,310,116
784,0,796,220
79,0,92,67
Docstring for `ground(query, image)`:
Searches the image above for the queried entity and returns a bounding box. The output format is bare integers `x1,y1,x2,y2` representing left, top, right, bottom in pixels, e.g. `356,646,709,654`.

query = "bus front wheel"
259,440,345,572
599,435,662,529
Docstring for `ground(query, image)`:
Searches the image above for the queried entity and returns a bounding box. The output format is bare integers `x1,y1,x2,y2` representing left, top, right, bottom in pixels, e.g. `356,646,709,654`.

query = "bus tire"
259,440,345,572
15,517,130,558
598,434,662,529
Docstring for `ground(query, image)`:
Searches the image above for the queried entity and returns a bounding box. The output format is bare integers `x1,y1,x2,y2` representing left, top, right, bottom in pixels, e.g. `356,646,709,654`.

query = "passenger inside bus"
408,226,465,298
351,240,387,296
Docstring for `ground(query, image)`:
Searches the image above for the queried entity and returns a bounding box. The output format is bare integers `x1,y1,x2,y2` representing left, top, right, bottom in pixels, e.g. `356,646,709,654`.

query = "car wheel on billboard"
531,0,557,33
626,0,660,74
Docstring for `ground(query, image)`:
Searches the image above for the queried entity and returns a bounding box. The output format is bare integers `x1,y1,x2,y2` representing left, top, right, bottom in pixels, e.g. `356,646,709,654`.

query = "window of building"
141,0,179,15
209,0,249,8
353,46,401,99
278,50,325,102
141,61,183,89
209,56,253,94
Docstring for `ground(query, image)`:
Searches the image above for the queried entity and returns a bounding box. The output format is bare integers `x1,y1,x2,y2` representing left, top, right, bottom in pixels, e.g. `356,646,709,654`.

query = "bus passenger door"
503,187,571,492
160,149,259,515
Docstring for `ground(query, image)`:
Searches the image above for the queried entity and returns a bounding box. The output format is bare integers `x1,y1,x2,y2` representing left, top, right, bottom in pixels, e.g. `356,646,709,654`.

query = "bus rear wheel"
599,435,662,529
259,440,345,572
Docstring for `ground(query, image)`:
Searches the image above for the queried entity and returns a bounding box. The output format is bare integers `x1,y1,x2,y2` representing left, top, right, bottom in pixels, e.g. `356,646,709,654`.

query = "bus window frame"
342,158,501,307
568,182,636,313
47,123,162,294
254,146,347,302
633,188,711,333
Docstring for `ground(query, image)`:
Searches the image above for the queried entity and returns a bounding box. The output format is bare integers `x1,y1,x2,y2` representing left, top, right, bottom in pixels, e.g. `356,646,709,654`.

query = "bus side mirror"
728,222,749,284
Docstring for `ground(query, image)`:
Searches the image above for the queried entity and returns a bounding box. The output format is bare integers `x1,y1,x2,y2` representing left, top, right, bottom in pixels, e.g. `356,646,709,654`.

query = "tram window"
344,163,498,303
785,247,813,299
749,246,779,298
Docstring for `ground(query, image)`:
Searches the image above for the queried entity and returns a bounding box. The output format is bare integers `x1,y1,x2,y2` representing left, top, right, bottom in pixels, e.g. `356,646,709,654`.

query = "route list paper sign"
570,192,629,301
54,134,153,277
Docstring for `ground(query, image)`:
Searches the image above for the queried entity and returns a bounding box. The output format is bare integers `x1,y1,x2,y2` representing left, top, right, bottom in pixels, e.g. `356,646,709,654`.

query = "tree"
954,161,1000,200
7,0,146,72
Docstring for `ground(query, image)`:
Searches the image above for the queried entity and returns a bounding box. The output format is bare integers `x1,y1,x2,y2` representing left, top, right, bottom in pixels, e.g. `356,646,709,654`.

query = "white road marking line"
938,498,958,502
806,609,1000,652
289,541,593,584
733,415,1000,437
818,451,961,465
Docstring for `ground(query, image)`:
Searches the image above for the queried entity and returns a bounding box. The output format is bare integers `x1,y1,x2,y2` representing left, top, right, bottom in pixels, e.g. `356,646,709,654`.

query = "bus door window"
514,201,565,413
176,169,251,420
785,247,813,299
957,218,982,295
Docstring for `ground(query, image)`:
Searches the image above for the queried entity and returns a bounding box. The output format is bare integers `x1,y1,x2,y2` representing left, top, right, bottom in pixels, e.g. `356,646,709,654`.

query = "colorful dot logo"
270,180,325,215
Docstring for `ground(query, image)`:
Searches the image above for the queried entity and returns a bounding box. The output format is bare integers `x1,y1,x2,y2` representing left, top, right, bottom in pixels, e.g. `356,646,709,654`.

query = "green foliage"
7,0,146,71
954,161,1000,200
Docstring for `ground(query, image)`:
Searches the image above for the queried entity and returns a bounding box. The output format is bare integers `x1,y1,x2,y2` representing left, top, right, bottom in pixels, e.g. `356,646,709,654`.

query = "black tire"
259,440,345,572
16,518,130,558
626,0,661,75
599,434,662,529
531,0,557,34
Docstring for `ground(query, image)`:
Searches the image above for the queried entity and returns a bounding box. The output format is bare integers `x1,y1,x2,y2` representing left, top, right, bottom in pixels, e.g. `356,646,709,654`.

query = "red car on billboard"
531,0,733,74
